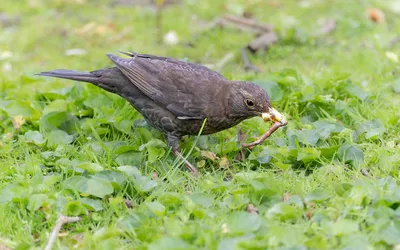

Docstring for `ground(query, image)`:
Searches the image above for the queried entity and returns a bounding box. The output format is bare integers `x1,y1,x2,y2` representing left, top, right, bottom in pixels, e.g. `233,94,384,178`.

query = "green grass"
1,0,400,249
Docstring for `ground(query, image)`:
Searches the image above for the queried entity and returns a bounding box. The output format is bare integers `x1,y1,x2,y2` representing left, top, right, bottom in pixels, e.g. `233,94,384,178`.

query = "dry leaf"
76,22,96,34
124,199,133,208
246,204,259,214
282,192,291,202
367,8,385,23
219,157,229,169
201,151,218,161
12,115,25,130
71,233,84,242
152,171,159,180
305,210,312,220
58,232,69,237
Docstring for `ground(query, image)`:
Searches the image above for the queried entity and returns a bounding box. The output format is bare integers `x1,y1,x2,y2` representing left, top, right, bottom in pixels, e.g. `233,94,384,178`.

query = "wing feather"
107,53,227,120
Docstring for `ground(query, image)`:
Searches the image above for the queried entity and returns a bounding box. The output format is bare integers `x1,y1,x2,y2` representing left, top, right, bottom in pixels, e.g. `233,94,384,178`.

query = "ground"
0,0,400,249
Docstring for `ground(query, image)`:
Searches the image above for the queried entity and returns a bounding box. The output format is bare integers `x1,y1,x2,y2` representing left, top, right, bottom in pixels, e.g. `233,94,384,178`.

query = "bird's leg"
167,134,199,176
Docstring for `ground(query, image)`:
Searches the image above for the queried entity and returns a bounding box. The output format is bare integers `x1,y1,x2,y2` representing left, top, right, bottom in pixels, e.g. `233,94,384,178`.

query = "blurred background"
1,0,398,84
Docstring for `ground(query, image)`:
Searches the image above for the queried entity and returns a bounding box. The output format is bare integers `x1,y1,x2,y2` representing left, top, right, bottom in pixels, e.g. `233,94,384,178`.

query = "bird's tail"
37,67,128,95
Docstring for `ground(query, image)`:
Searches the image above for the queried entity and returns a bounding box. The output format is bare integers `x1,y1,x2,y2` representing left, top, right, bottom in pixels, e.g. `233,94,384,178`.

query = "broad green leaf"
217,235,255,250
1,100,40,119
117,165,142,177
94,170,127,189
146,201,166,216
190,193,214,208
63,176,89,192
132,175,158,193
305,188,329,203
338,144,364,165
66,200,88,216
24,130,46,146
313,120,344,140
139,139,167,151
344,83,368,101
40,111,80,134
266,203,300,221
27,194,49,211
301,84,315,101
254,148,275,164
356,119,386,139
147,146,165,163
296,129,319,146
77,162,104,173
331,219,358,236
158,192,183,207
297,148,321,162
83,94,114,109
341,234,372,250
47,130,74,149
335,100,346,114
85,178,114,198
227,211,261,233
118,166,158,192
379,223,400,244
255,80,283,102
79,198,103,211
115,152,143,166
43,99,67,115
319,145,340,159
0,184,21,203
148,237,192,250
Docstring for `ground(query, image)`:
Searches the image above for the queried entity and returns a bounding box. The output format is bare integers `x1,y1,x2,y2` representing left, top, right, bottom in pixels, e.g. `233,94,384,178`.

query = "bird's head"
228,81,285,124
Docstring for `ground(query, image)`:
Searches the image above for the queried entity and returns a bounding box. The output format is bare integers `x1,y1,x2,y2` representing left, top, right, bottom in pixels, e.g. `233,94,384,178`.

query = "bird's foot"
173,150,200,177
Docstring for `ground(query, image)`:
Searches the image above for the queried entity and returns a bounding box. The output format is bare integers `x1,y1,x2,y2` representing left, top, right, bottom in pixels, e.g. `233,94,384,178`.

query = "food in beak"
262,108,285,124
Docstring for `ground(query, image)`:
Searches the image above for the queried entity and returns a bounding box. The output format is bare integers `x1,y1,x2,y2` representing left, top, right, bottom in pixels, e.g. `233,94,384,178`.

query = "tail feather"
37,69,101,84
37,67,132,96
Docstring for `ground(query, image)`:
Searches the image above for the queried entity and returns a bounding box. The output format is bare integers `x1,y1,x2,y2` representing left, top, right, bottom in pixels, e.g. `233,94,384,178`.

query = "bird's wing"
107,52,227,120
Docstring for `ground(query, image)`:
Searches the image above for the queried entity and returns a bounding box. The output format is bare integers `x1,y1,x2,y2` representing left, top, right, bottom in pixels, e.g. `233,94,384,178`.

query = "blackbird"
38,52,284,175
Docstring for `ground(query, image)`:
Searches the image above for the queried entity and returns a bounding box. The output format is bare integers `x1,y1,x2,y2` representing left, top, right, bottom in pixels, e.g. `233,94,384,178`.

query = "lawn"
1,0,400,249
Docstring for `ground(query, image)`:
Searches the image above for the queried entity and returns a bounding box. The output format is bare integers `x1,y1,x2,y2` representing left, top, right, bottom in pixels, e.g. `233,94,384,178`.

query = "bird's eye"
245,99,255,107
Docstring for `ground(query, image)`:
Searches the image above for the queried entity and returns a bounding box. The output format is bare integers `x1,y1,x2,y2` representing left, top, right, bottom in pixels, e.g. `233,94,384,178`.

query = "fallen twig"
247,32,278,53
242,120,288,148
45,214,81,250
241,48,262,73
222,15,273,33
188,15,278,72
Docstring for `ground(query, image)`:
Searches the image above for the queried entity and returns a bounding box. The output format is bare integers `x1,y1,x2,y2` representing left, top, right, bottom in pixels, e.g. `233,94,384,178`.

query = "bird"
38,52,284,175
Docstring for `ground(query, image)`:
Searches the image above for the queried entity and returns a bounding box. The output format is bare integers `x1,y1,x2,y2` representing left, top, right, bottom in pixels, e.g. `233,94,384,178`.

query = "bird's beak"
262,108,285,124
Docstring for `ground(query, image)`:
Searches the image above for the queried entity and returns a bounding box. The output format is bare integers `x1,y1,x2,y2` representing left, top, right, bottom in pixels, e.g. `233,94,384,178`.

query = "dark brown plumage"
38,52,283,175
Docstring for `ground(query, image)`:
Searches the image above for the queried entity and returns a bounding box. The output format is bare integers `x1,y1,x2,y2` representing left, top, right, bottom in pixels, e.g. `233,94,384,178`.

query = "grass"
1,0,400,249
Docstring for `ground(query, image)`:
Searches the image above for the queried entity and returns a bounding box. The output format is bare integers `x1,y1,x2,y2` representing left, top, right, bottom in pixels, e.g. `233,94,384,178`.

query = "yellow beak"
262,108,285,124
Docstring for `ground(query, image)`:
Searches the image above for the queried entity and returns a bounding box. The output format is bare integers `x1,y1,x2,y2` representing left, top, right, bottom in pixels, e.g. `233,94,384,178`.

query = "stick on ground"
45,214,81,250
